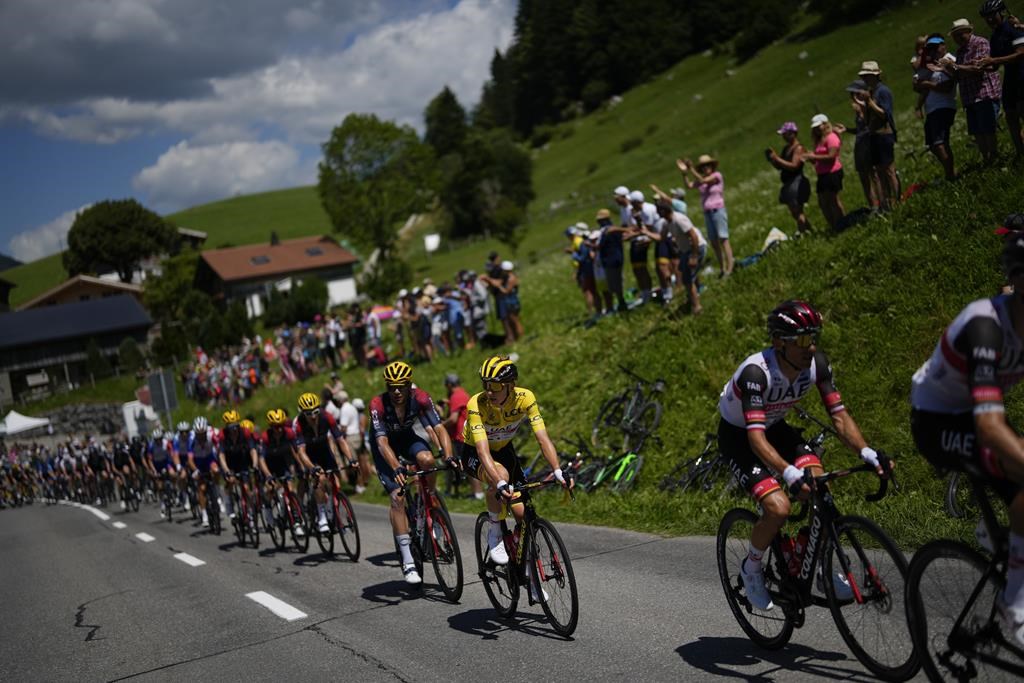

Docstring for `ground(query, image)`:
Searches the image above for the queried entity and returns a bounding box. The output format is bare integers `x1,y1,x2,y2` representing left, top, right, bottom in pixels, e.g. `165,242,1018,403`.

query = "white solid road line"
135,532,156,542
112,522,127,529
245,592,308,622
173,552,206,567
60,500,112,521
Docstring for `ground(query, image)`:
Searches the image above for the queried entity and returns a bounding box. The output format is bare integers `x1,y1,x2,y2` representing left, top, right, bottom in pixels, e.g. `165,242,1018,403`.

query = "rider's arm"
324,413,351,466
217,447,230,475
414,390,451,459
430,424,453,461
534,428,561,473
813,350,868,453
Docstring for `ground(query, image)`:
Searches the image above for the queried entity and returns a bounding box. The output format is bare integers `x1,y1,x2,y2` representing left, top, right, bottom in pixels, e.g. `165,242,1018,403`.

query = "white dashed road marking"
112,522,127,529
245,592,308,621
135,533,156,543
173,552,206,567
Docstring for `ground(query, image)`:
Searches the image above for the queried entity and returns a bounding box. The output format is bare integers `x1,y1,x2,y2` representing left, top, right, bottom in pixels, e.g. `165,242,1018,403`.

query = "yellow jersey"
462,387,546,450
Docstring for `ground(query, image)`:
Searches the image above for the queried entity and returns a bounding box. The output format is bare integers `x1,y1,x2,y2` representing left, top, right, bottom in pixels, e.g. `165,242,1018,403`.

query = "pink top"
813,133,842,176
699,171,725,211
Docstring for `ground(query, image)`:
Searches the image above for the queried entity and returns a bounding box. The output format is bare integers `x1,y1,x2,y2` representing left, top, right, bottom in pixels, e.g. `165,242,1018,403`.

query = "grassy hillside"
5,252,67,308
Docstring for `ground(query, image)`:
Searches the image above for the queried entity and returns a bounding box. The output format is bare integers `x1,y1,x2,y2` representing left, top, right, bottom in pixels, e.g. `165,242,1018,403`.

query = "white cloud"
8,205,91,262
133,140,308,211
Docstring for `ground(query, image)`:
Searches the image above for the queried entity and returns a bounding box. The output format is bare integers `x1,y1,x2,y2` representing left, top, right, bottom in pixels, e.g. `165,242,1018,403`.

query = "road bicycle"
474,477,579,636
591,365,665,454
198,471,222,535
306,467,360,560
266,473,309,552
399,466,464,602
716,457,919,681
905,462,1024,681
943,470,977,521
659,432,730,494
552,434,641,493
226,471,260,549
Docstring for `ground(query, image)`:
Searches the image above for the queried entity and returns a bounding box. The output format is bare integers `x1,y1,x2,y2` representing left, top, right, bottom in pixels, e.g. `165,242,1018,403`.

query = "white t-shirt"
632,202,659,244
338,401,360,437
325,401,343,424
662,212,707,254
924,54,957,114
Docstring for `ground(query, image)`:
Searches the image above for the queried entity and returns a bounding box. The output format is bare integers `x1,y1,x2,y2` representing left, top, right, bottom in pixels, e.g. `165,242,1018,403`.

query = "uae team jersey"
911,294,1024,415
462,387,546,450
718,348,844,430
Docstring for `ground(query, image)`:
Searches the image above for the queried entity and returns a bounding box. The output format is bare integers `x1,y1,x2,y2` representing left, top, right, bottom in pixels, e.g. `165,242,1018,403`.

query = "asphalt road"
0,498,910,681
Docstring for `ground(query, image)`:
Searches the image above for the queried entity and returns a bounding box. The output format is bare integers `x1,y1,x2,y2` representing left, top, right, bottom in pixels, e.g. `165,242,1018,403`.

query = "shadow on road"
675,636,873,681
360,579,426,606
447,608,572,642
293,551,343,567
365,552,400,569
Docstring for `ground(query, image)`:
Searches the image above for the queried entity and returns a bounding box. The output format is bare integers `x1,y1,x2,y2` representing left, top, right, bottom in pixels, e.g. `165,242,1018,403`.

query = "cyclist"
146,429,175,517
368,361,455,585
111,439,135,510
258,408,306,533
217,410,258,521
293,391,355,534
910,225,1024,644
171,421,193,511
85,440,111,505
459,355,567,601
718,300,887,610
188,416,220,528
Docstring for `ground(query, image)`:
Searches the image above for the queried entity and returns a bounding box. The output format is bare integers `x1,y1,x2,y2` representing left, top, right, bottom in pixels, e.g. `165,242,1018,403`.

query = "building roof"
0,294,151,351
177,226,208,241
16,274,143,311
200,235,358,283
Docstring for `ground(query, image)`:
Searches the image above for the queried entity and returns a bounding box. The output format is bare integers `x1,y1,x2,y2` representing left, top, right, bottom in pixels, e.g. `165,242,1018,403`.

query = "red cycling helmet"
767,299,823,338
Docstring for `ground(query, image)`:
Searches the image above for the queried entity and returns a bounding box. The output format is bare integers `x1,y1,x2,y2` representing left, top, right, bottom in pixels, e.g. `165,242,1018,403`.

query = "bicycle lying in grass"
399,466,464,602
591,365,665,454
659,433,728,494
716,455,919,681
549,435,642,493
905,462,1024,681
474,477,579,636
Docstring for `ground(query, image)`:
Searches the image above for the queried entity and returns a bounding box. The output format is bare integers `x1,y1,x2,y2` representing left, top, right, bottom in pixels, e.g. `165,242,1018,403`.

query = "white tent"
0,410,51,436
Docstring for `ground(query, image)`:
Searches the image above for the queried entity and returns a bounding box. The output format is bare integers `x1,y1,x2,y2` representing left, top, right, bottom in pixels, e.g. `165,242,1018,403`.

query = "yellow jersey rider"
459,355,567,568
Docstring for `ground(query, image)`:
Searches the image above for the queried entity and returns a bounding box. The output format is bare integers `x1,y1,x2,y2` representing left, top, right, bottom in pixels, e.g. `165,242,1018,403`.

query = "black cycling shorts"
370,432,433,494
458,441,528,491
718,418,821,501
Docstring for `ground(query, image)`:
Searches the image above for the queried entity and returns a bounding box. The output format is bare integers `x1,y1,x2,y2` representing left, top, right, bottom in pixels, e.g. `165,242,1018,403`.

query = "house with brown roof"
195,235,359,317
17,274,145,311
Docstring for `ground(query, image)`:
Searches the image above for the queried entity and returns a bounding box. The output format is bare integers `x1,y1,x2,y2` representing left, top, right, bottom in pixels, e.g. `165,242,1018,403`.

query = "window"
306,247,323,256
250,255,270,265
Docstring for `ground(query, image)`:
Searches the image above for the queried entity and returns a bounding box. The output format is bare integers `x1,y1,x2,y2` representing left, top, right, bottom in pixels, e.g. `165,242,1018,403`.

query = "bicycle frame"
401,466,449,556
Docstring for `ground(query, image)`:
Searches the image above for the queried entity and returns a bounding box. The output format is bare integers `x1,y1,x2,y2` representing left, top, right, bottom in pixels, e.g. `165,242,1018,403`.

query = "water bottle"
792,526,810,575
780,535,796,576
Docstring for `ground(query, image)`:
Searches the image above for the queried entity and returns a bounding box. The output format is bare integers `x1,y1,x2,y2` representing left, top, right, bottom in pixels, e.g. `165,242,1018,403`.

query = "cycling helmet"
298,392,321,412
176,421,190,432
444,373,460,387
192,416,208,432
352,398,365,411
767,299,823,338
480,355,518,384
266,408,288,426
1001,227,1024,276
240,419,255,432
383,361,413,385
980,0,1007,16
151,429,164,440
221,409,241,425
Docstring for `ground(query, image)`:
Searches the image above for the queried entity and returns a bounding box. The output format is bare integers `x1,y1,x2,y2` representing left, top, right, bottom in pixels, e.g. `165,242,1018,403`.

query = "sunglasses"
387,382,410,391
781,333,819,348
483,381,510,393
302,408,320,419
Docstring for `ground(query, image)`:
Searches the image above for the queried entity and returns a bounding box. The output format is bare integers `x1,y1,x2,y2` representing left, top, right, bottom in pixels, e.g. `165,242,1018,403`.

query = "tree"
424,86,468,157
86,338,113,379
64,199,178,282
118,337,145,374
317,113,438,260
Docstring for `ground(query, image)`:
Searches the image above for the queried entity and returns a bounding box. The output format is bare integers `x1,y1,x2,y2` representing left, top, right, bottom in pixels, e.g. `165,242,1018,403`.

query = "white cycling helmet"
192,416,208,432
176,421,190,432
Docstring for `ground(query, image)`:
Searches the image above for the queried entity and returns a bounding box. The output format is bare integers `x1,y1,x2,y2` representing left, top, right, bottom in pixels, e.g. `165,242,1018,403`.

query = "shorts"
853,135,872,174
457,441,528,492
816,168,844,194
679,245,707,287
924,108,956,149
261,455,292,479
779,175,811,206
655,238,679,262
704,207,729,241
306,445,338,472
225,453,253,475
370,433,433,494
630,241,650,266
965,99,999,136
192,453,216,474
869,133,896,167
718,418,821,501
910,409,1018,503
1002,78,1022,111
345,433,363,456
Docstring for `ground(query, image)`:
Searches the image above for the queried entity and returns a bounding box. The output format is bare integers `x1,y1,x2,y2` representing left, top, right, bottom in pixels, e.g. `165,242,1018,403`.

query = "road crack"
74,590,132,642
305,622,414,682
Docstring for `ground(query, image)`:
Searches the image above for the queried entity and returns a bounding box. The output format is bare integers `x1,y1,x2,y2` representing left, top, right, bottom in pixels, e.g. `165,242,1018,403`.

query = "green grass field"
5,252,67,308
17,0,1024,548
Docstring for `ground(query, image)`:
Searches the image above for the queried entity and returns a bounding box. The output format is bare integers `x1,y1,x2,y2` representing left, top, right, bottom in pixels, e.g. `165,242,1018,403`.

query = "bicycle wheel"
428,506,464,602
246,491,261,548
474,513,518,617
625,400,662,453
208,494,221,535
287,493,309,552
312,499,335,555
591,395,627,451
906,539,1012,682
574,461,604,492
610,455,643,493
824,515,919,681
268,498,286,550
944,472,977,521
716,508,794,649
530,518,579,636
334,491,361,561
233,493,246,545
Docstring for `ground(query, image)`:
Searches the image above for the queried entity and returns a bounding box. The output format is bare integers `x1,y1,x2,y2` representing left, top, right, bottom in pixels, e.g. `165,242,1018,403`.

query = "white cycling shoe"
740,558,774,611
403,564,422,585
201,510,210,528
529,578,549,603
487,524,509,565
818,569,854,601
294,523,305,536
998,595,1024,648
317,517,330,533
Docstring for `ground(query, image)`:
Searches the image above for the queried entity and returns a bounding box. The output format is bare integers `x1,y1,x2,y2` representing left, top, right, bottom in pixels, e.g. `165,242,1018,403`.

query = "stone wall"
43,403,125,437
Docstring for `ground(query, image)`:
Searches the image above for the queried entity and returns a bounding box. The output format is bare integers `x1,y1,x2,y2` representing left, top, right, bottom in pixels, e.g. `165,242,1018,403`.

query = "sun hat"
613,185,630,197
810,113,830,129
628,190,644,203
696,154,718,168
845,79,868,93
950,18,973,34
500,260,514,271
670,187,686,198
397,288,408,297
776,121,798,135
595,208,612,220
858,60,882,76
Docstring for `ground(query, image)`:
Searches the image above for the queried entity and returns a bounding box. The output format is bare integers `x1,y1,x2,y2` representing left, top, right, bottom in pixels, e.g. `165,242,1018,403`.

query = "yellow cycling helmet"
222,409,241,425
266,408,288,426
298,392,321,412
479,355,518,384
383,360,413,385
240,419,255,432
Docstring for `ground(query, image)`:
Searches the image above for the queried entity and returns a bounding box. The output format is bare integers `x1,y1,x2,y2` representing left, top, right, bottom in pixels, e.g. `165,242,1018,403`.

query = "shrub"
620,137,643,153
118,337,145,373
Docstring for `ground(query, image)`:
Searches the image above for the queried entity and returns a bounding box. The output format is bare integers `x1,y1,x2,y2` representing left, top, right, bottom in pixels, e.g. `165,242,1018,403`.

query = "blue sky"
1,0,515,263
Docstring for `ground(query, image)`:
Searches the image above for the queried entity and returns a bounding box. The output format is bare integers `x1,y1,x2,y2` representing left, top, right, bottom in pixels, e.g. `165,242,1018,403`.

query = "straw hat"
696,154,718,169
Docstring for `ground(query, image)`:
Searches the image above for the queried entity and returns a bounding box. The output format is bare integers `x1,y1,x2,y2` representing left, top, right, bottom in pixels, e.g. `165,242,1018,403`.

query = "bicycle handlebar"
787,454,895,502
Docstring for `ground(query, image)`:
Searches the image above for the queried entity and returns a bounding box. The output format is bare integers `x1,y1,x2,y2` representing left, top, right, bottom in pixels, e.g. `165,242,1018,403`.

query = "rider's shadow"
360,580,422,606
293,552,338,568
675,636,874,681
447,608,573,642
365,552,400,569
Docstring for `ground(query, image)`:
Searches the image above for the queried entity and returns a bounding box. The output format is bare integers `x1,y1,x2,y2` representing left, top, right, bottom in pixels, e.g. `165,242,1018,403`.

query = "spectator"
977,1,1024,157
430,296,449,356
857,60,900,211
571,225,599,315
645,201,706,315
678,154,734,278
834,79,879,210
803,114,846,231
595,208,629,313
627,190,658,303
495,261,523,343
441,286,466,351
325,372,344,398
465,271,490,346
914,34,959,181
347,303,367,368
335,390,366,493
766,121,813,235
613,185,635,231
943,18,1002,166
442,373,482,500
414,288,435,362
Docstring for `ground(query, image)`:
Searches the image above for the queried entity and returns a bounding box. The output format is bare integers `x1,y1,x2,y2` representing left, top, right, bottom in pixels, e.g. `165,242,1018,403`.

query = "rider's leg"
414,450,437,495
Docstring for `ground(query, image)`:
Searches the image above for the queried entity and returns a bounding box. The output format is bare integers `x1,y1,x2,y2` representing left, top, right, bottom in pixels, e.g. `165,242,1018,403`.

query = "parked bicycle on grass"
591,364,665,454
